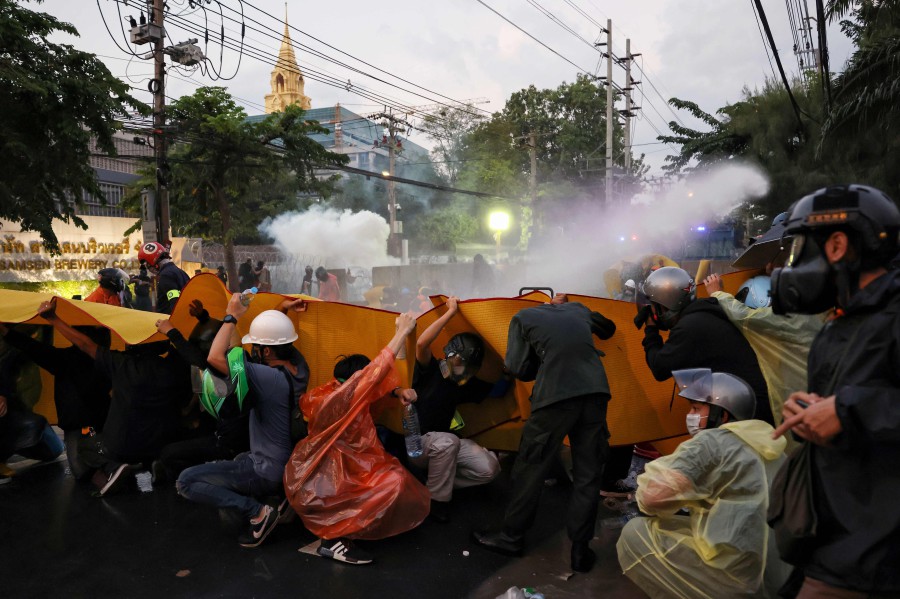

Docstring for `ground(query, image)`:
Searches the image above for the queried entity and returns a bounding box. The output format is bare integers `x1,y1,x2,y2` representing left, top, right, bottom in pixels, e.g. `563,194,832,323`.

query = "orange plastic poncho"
283,347,430,540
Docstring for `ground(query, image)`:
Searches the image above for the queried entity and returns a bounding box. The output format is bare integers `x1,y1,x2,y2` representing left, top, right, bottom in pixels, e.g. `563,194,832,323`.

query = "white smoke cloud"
259,206,398,269
523,162,770,296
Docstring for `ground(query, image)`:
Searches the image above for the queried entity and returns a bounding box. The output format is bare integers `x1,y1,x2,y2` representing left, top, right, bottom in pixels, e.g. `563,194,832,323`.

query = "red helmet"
138,242,167,267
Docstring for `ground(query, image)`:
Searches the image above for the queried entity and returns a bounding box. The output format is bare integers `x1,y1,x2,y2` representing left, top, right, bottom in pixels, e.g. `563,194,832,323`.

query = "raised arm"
36,299,99,360
415,296,459,365
207,293,246,374
387,311,417,357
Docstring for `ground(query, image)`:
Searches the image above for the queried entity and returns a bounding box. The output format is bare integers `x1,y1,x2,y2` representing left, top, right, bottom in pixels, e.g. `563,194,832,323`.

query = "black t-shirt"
94,347,190,461
412,356,493,435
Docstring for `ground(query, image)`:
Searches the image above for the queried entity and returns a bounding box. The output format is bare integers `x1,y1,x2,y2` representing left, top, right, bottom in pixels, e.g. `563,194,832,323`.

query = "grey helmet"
673,368,756,423
640,267,695,329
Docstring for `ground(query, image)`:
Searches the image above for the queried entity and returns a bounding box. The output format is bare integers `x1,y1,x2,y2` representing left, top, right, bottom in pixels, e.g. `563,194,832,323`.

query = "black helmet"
98,268,124,292
440,332,484,384
783,185,900,268
443,332,484,367
772,185,900,314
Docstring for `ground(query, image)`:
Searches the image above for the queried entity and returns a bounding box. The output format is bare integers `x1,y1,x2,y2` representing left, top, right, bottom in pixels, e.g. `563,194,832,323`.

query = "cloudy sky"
38,0,852,176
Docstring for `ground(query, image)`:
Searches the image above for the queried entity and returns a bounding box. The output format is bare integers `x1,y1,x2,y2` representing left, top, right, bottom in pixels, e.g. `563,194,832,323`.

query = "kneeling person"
412,296,502,522
617,368,791,598
177,300,309,548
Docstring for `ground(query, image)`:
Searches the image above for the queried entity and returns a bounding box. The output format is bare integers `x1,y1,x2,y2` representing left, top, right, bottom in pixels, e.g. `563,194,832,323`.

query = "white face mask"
686,413,706,436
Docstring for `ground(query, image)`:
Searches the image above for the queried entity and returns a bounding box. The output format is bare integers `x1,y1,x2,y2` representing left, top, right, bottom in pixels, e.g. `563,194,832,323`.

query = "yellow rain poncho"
617,420,792,599
711,291,825,425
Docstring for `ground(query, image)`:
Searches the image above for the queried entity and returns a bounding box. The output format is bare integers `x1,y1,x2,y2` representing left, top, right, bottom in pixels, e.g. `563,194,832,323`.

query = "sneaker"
95,463,132,497
238,504,279,548
316,538,374,565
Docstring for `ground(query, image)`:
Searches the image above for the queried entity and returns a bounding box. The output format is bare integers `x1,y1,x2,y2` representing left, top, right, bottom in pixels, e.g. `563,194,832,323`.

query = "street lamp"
488,210,510,263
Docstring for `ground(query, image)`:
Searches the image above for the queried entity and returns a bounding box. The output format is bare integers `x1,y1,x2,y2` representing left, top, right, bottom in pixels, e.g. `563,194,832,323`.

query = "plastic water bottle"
523,589,545,599
240,287,258,306
402,403,423,458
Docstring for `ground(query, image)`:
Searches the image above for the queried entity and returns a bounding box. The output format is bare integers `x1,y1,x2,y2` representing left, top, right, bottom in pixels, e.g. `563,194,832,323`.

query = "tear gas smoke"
260,206,398,269
524,162,770,297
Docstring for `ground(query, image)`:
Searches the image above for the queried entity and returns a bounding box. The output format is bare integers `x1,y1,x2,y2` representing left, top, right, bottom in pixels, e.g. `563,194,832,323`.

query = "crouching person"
617,368,792,598
177,296,308,548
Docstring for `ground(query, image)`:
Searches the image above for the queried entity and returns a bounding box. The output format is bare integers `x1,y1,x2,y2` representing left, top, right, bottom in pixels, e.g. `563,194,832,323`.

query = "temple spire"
264,5,311,113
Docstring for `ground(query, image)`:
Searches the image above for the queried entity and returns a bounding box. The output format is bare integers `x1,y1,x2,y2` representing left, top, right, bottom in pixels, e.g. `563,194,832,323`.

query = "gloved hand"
634,304,653,330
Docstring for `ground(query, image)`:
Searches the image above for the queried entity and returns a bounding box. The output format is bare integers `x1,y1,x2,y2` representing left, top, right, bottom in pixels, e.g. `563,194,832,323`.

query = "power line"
752,0,806,131
750,0,781,83
473,0,594,74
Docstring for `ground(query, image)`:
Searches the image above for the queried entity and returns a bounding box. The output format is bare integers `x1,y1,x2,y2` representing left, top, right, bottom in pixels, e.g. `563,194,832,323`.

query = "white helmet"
241,310,298,345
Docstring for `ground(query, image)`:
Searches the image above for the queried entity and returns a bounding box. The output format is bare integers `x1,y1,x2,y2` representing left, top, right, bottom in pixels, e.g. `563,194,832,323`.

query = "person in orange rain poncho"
283,312,430,565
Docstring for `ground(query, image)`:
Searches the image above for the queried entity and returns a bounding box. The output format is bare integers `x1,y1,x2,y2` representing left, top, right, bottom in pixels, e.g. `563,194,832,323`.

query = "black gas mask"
770,233,839,315
439,333,484,385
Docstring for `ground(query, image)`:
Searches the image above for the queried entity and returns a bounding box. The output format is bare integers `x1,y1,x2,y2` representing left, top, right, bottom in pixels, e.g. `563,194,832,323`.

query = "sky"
36,0,853,178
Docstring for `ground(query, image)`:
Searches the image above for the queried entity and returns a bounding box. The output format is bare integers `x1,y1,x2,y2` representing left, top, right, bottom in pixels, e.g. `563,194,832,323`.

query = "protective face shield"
735,275,772,309
770,233,837,315
685,413,706,436
673,368,756,425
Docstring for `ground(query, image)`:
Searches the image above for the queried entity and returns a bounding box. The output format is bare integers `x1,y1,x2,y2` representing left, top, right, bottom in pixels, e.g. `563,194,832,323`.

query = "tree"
127,87,347,286
0,0,148,251
419,104,486,187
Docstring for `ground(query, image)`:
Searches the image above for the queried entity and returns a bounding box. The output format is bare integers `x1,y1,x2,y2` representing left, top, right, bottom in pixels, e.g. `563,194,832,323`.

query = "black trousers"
502,393,610,545
158,435,239,481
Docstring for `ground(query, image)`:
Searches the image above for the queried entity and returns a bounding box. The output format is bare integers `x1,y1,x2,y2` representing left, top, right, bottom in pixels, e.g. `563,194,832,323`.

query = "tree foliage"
0,0,148,251
660,2,900,223
125,86,347,285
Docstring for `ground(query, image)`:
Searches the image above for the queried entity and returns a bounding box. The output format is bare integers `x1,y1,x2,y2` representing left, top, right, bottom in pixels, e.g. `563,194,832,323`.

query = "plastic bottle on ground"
600,508,640,530
240,287,258,306
402,403,423,458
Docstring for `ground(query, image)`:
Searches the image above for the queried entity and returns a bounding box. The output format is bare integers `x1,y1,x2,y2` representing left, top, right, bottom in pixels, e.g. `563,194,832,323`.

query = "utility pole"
529,131,537,240
622,40,641,177
371,111,411,258
152,0,169,245
604,19,614,208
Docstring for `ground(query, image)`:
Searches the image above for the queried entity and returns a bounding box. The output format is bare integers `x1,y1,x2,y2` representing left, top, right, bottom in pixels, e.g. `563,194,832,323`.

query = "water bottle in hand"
402,403,423,458
240,287,258,306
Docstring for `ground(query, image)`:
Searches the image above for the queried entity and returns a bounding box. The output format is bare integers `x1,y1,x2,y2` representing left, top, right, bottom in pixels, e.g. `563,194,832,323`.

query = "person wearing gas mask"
138,241,190,314
411,296,504,523
84,268,127,306
617,368,792,598
176,299,309,549
473,293,615,574
637,266,774,425
770,185,900,597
